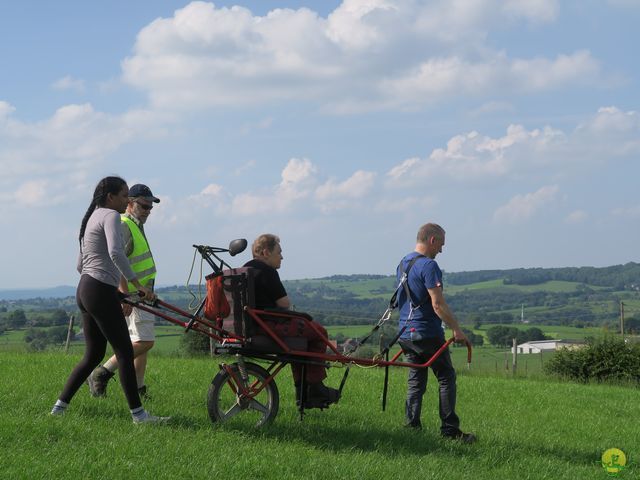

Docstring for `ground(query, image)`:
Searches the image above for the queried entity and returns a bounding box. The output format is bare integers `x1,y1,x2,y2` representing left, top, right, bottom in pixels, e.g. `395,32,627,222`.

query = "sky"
1,0,639,289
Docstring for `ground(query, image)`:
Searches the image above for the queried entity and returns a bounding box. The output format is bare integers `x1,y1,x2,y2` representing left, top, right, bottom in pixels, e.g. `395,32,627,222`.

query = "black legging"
58,274,141,409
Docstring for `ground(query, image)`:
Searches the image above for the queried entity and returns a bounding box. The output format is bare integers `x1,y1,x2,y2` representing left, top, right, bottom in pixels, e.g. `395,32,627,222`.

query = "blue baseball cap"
128,184,160,203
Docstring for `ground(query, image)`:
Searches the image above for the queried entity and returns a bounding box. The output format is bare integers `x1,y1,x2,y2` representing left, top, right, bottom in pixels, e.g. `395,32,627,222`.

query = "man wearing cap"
87,184,160,399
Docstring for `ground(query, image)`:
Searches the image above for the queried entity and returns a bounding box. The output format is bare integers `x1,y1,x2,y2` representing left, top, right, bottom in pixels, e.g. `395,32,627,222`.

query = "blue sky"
1,0,639,289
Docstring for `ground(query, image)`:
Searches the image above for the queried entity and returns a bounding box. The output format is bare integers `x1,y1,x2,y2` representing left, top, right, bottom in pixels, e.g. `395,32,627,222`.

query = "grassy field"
0,323,611,382
285,276,612,300
0,351,636,479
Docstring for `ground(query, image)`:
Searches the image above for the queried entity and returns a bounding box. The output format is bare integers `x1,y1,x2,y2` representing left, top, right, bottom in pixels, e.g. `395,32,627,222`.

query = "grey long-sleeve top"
76,207,136,288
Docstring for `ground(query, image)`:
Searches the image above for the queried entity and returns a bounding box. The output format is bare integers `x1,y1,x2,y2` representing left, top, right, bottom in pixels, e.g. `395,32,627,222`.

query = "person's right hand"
122,303,133,316
137,286,156,302
453,328,469,344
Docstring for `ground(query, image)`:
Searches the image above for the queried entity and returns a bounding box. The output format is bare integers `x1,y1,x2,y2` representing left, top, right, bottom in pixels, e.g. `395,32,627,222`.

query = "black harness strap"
389,254,426,310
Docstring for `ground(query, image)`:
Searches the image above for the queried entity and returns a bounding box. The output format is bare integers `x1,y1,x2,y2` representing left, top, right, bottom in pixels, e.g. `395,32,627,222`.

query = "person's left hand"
453,328,469,344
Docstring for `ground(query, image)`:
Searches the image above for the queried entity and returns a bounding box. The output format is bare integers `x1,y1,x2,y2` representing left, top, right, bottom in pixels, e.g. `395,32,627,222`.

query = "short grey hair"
252,234,280,257
416,223,445,244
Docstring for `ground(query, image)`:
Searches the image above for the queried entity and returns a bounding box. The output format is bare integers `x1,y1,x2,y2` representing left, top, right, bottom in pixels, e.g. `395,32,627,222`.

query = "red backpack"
203,273,231,326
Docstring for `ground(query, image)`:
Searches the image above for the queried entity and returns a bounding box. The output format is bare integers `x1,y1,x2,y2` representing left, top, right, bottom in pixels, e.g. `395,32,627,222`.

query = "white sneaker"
132,411,171,424
50,407,66,416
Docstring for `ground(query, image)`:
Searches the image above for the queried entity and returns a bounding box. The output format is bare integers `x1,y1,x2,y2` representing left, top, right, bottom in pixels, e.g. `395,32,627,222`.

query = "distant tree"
461,328,484,347
7,309,27,329
625,317,640,335
24,326,68,351
486,326,526,347
524,327,547,342
179,330,210,356
50,309,69,326
28,315,48,327
332,332,346,343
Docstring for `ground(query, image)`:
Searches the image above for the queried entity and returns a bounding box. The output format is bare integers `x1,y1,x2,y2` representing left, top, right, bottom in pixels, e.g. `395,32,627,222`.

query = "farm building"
512,339,585,354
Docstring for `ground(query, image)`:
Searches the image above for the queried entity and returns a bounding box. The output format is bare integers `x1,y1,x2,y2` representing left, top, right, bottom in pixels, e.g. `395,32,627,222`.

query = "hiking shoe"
442,431,477,444
305,382,340,408
132,411,171,424
87,366,114,397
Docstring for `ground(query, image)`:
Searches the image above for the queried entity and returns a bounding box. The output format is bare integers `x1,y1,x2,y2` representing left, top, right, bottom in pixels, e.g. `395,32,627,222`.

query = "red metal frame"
126,298,472,369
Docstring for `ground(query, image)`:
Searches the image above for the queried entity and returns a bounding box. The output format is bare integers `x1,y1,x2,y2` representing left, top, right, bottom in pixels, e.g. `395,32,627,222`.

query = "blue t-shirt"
397,252,445,340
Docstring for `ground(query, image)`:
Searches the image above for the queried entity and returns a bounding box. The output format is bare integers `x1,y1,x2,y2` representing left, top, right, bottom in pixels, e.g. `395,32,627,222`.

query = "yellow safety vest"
121,215,156,293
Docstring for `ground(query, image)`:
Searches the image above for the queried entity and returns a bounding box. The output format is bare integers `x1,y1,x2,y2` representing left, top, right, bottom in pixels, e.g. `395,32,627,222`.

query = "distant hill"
446,262,640,289
2,263,640,330
0,286,76,301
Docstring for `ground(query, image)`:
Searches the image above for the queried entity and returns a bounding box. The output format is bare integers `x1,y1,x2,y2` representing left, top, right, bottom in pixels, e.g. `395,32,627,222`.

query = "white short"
126,307,156,342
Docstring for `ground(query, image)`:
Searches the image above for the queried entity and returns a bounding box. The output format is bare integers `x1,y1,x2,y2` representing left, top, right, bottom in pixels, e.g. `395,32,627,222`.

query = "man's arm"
275,296,291,309
428,287,468,343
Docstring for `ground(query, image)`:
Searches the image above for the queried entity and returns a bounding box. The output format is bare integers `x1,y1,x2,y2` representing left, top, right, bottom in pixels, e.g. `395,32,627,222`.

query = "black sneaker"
305,382,340,409
87,366,114,397
442,430,477,444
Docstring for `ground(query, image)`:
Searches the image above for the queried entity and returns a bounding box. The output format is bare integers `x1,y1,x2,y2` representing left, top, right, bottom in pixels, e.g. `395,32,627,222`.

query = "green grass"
0,322,610,377
285,276,610,300
472,323,606,341
445,279,607,295
1,352,637,479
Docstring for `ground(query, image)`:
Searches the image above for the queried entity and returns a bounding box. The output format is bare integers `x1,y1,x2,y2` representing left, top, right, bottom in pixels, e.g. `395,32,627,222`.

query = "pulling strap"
345,254,425,357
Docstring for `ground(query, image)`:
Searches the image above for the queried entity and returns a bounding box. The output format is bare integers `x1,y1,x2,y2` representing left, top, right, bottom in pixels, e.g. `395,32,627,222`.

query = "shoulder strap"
389,254,426,309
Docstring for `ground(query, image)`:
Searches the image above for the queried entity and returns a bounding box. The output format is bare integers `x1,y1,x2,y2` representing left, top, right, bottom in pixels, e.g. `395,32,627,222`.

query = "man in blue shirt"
397,223,476,443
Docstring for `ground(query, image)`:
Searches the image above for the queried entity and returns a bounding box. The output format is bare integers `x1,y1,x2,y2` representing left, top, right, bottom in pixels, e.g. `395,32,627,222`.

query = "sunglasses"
136,202,153,211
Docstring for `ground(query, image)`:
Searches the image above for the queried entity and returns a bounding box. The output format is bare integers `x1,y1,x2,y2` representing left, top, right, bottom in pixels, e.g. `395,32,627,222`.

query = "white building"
512,339,585,354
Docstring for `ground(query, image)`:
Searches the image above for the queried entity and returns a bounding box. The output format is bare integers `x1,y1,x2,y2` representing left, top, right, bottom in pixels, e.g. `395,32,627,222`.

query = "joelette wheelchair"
124,240,472,427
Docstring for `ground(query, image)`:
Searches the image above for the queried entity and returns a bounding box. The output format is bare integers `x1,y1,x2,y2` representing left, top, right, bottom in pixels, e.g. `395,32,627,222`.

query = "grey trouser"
400,337,460,435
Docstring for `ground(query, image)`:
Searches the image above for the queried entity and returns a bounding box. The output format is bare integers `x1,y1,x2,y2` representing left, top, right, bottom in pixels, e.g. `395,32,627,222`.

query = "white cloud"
386,126,563,186
565,210,588,224
612,205,640,218
387,107,640,187
0,103,170,206
231,158,318,215
0,101,15,118
315,170,376,212
233,160,257,176
190,183,225,202
468,100,515,117
120,0,596,112
52,75,86,93
502,0,559,22
381,51,600,108
316,170,376,200
493,185,559,223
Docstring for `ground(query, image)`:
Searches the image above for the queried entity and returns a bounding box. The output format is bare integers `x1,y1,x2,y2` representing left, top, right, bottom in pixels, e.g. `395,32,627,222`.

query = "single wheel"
207,361,279,427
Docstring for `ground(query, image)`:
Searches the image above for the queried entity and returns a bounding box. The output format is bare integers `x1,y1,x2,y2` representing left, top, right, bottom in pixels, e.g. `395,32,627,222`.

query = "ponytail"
78,199,97,244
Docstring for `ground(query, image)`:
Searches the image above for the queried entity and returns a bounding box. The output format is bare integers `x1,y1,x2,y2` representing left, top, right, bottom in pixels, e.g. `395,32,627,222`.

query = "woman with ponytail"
51,176,170,423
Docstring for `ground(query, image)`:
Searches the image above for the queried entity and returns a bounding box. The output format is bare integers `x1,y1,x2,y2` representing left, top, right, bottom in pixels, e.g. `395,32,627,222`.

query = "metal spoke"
248,399,269,414
221,401,243,420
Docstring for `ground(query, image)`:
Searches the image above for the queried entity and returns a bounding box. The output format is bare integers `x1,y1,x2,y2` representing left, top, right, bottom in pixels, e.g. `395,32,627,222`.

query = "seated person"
244,233,339,408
